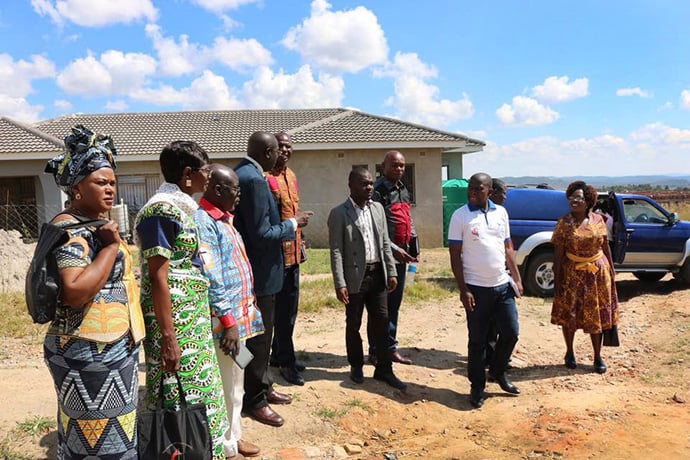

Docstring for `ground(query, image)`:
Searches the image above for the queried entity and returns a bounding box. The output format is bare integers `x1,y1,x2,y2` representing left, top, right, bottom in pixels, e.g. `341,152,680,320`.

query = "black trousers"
345,265,392,372
271,265,300,367
243,294,275,410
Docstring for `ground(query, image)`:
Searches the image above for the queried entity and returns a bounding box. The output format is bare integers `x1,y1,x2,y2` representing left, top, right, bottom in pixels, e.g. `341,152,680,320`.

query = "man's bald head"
204,163,240,212
382,150,405,183
247,131,279,171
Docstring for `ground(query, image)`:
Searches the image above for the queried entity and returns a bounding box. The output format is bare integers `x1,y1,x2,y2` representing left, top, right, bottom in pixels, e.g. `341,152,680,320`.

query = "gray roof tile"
6,108,483,157
0,117,63,154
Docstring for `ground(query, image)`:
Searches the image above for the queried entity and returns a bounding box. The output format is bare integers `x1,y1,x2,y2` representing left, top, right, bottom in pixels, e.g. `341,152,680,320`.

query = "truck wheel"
525,250,555,297
633,272,665,282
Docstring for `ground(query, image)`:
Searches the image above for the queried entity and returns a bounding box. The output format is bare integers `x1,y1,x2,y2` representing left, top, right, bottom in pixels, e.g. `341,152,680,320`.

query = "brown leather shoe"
266,389,292,405
390,350,413,365
237,440,260,457
247,405,284,427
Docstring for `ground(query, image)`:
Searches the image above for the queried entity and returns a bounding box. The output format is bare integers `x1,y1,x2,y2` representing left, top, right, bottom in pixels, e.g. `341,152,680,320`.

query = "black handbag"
602,325,620,347
137,374,212,460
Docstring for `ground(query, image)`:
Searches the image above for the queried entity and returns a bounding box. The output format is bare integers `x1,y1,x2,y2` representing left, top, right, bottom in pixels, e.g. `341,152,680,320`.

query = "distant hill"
498,175,690,190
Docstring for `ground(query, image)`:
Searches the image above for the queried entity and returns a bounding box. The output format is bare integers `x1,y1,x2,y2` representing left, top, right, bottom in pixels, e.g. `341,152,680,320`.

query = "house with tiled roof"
0,109,484,246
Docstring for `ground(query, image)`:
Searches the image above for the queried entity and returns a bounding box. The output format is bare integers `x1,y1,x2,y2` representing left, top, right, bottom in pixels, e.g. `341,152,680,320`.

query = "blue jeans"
465,283,519,391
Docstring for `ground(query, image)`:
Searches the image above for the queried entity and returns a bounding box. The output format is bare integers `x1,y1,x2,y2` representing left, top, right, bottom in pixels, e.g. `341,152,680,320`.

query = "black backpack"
25,214,109,324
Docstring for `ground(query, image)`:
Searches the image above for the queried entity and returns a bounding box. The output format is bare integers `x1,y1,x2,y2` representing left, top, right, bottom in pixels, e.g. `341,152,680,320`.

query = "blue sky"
1,0,689,177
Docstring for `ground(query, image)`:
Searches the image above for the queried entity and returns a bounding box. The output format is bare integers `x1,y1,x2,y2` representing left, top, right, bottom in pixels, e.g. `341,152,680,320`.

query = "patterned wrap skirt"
141,271,229,460
44,334,140,460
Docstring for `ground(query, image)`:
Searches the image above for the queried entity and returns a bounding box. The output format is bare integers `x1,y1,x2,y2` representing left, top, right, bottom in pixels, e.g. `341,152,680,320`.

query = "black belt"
365,262,382,272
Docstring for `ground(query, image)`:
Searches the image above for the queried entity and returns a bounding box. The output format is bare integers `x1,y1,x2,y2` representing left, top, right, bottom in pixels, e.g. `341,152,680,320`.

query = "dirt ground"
1,250,689,459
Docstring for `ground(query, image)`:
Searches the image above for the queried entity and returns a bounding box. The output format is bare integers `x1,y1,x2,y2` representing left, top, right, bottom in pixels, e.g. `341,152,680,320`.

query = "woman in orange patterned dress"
551,181,619,374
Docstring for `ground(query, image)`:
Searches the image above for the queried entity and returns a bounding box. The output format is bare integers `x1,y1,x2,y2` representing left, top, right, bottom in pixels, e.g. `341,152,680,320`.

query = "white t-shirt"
447,202,511,288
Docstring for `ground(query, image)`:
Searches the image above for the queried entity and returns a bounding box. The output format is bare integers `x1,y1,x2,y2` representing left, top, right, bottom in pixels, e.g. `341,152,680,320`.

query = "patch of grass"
301,248,331,275
0,436,34,460
0,292,48,339
299,278,341,313
315,407,347,419
404,279,455,304
17,415,55,436
343,398,374,414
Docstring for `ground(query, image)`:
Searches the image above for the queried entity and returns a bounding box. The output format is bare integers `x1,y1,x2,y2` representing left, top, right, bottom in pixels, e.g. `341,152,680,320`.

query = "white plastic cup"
406,263,417,285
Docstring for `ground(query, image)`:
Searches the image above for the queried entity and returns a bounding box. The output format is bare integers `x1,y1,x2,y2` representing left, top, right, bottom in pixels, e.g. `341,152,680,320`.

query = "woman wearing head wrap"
135,141,236,460
43,125,145,459
551,181,619,374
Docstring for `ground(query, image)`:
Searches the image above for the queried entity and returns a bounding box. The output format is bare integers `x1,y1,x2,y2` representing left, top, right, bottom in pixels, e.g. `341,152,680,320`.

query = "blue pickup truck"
504,187,690,297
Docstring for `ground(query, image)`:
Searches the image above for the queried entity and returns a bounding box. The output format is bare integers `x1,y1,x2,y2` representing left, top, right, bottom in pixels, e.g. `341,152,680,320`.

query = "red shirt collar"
199,197,232,221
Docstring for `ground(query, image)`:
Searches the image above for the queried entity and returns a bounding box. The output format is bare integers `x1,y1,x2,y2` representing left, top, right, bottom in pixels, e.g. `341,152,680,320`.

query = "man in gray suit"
328,167,406,390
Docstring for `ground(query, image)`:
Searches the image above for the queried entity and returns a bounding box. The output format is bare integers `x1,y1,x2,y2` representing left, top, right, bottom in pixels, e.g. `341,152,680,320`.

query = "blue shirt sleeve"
136,215,181,259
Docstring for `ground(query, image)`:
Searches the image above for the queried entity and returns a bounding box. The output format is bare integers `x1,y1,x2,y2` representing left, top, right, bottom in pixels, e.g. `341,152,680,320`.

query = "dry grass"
658,200,690,221
0,292,47,339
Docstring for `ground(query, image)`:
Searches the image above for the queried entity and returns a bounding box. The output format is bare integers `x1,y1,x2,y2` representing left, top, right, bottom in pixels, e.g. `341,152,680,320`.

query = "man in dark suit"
328,167,407,390
233,131,312,426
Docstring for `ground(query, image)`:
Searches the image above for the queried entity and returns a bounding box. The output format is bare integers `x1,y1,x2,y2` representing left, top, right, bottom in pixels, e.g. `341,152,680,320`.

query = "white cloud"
630,122,690,144
376,52,473,127
131,70,240,110
531,76,589,103
658,101,673,112
211,37,273,72
616,87,651,98
0,54,56,98
496,96,559,126
282,0,388,73
0,94,44,122
100,50,157,93
145,24,202,77
242,65,344,109
105,100,128,111
56,51,156,96
681,90,690,110
53,99,72,111
30,0,63,25
391,75,473,127
191,0,257,13
146,24,272,76
465,123,690,177
32,0,157,27
56,54,112,96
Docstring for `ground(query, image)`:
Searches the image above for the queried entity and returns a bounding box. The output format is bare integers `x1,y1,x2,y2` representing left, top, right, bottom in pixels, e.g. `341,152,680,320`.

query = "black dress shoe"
594,357,607,374
564,353,577,369
246,406,284,427
350,366,364,384
280,366,305,386
470,388,486,409
489,373,520,394
373,370,407,390
390,351,413,365
266,390,292,405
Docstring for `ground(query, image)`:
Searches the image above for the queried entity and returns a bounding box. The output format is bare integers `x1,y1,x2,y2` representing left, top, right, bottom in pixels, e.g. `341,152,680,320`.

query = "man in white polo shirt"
448,172,523,409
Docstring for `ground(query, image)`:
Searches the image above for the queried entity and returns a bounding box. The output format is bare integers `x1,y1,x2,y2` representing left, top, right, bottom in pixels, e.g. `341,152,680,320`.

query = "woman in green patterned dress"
135,140,232,459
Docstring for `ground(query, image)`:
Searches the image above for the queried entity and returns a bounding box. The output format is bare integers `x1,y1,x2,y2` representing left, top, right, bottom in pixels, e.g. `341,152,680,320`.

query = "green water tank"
442,178,468,246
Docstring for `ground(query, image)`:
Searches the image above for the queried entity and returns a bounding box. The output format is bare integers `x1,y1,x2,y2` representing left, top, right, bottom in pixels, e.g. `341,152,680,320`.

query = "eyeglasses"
193,165,212,176
568,195,585,202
